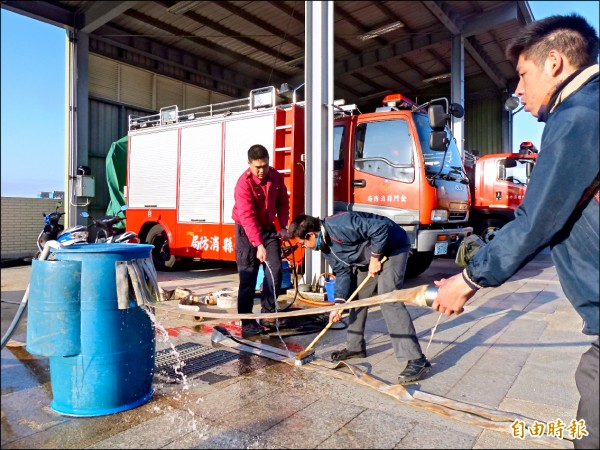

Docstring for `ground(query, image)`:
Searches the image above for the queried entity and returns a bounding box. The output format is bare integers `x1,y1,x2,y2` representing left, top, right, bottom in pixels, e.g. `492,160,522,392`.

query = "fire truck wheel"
405,251,434,278
146,225,176,271
474,218,506,243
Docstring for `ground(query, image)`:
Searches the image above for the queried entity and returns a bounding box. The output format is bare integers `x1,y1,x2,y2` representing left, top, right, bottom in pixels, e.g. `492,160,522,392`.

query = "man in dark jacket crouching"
289,212,431,384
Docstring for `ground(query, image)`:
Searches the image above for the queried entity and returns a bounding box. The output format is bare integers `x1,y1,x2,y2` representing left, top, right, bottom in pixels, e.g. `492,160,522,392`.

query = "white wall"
1,197,62,259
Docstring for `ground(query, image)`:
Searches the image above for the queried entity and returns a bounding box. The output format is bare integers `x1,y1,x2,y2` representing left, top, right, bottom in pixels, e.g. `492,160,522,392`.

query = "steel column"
66,30,91,226
451,34,465,156
305,1,334,282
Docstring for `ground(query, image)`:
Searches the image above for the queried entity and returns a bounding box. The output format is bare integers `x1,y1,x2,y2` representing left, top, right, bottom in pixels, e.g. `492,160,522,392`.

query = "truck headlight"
431,209,448,222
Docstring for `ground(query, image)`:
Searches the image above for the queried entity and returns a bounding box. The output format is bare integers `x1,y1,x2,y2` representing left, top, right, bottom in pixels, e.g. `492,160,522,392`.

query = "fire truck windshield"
499,158,535,185
413,113,464,178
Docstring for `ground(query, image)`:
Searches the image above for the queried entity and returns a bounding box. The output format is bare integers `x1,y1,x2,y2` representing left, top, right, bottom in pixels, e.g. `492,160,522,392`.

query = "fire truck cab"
331,94,473,276
464,146,537,241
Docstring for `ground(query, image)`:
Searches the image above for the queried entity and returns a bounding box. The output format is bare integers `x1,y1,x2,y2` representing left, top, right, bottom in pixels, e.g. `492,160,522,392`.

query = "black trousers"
235,224,282,326
574,337,599,449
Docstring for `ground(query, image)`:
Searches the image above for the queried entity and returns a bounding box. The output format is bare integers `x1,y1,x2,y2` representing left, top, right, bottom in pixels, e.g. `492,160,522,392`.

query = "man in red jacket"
232,144,290,338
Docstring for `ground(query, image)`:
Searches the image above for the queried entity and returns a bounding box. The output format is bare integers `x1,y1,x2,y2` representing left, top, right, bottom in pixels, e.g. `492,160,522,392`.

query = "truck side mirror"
525,161,534,179
429,131,449,151
449,103,464,118
504,96,520,112
428,105,447,131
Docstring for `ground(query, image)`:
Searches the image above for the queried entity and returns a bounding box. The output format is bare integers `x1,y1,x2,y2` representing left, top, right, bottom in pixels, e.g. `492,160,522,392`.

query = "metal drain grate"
155,342,239,383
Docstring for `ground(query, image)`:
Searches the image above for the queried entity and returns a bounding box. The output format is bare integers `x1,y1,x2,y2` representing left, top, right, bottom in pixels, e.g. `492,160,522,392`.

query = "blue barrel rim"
53,243,154,253
50,389,154,417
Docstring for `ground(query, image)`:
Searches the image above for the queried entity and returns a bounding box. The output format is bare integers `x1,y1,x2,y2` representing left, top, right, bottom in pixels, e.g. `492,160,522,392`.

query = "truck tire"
405,251,434,278
146,225,176,271
474,218,507,243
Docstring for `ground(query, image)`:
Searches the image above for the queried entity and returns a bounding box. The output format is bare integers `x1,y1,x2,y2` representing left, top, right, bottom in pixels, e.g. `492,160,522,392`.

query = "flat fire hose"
147,285,436,320
210,326,571,449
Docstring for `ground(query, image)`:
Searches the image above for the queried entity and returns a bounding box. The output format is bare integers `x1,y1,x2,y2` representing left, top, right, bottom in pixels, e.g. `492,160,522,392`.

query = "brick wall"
1,197,63,259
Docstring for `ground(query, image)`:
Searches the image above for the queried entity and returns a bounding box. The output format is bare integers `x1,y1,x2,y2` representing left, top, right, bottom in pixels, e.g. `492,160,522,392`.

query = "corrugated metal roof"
1,0,533,103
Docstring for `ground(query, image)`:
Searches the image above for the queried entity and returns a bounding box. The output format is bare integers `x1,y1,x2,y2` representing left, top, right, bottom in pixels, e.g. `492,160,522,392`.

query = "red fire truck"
464,143,537,241
125,86,473,277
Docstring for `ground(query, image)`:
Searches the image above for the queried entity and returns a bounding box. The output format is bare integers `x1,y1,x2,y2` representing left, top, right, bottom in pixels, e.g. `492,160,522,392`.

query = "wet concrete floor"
1,251,594,448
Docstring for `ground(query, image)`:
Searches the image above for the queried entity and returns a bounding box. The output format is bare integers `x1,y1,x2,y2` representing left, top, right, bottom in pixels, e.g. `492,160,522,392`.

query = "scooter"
36,207,88,257
82,206,139,244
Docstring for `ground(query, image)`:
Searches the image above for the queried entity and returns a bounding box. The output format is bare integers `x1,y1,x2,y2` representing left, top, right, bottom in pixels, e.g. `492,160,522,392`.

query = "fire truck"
464,142,537,242
125,86,473,277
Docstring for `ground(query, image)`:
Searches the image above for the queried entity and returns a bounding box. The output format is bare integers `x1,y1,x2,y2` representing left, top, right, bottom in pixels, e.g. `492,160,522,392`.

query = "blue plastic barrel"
256,265,265,291
27,259,82,357
49,243,155,417
325,279,336,302
281,260,292,290
256,260,292,291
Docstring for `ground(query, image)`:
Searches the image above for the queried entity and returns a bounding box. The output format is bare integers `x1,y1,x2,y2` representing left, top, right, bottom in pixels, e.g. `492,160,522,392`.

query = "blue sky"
1,1,599,197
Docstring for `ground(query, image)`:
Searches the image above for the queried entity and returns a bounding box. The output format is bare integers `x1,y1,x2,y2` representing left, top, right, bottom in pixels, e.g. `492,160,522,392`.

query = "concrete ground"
1,250,595,449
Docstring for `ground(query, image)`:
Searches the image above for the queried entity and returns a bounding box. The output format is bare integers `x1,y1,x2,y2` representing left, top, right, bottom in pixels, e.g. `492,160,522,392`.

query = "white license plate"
434,241,448,256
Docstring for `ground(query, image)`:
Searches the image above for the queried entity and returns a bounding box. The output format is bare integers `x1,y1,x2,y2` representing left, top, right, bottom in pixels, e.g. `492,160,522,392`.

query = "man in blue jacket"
289,212,431,384
433,14,598,449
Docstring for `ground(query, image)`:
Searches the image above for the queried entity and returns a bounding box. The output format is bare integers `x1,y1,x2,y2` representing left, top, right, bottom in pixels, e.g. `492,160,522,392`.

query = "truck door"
348,118,419,221
333,124,349,210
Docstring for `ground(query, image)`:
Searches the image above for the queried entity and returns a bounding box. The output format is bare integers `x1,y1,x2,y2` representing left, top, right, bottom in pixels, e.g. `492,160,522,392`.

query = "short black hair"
506,14,599,68
248,144,269,162
288,214,321,239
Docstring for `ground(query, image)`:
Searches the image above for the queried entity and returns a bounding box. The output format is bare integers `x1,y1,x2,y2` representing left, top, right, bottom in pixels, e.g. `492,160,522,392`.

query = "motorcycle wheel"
145,225,176,271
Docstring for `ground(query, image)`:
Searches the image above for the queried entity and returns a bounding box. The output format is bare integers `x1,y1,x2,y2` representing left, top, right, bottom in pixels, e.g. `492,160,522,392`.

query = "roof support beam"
461,2,519,36
375,64,418,94
122,9,289,82
213,1,305,51
92,24,258,96
334,4,388,47
157,1,298,66
423,0,506,90
268,0,359,54
334,30,450,77
1,0,73,29
422,1,462,34
464,38,506,89
350,72,388,92
79,2,139,33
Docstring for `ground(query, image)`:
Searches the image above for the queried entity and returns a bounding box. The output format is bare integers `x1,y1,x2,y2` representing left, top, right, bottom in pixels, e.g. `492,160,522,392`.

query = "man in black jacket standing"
289,212,431,384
